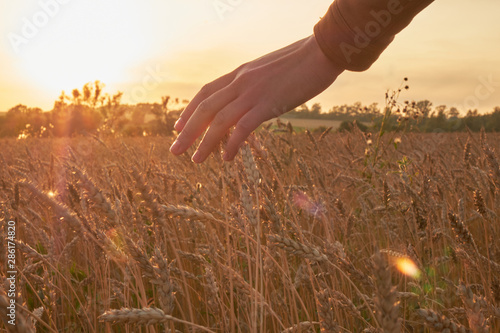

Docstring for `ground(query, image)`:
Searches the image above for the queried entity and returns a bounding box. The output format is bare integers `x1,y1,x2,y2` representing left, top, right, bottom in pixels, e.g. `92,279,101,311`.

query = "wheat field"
0,125,499,332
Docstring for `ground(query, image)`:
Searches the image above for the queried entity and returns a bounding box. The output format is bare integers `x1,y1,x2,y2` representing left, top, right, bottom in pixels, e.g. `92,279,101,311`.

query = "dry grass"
0,127,499,332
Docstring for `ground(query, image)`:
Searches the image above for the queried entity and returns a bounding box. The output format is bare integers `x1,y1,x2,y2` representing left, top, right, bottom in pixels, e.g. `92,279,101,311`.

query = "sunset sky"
1,0,499,114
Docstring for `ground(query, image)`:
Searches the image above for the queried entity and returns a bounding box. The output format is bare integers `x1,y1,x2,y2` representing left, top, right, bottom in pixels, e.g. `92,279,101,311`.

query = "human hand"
169,34,344,163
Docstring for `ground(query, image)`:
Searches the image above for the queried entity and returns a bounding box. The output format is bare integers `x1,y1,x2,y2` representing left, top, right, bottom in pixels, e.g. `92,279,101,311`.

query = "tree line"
286,101,500,133
0,81,185,139
1,82,499,138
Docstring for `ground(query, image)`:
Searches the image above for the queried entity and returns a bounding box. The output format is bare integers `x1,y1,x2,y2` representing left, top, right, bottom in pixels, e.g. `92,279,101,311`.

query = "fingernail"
223,151,232,161
191,150,202,163
174,119,183,131
170,140,181,154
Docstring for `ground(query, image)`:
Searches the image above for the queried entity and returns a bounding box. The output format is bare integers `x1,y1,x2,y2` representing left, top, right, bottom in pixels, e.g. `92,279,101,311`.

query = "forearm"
314,0,434,71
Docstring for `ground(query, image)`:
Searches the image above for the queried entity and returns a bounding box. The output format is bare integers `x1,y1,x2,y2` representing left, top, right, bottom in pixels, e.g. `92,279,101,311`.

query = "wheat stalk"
99,307,215,332
281,321,319,333
162,204,222,223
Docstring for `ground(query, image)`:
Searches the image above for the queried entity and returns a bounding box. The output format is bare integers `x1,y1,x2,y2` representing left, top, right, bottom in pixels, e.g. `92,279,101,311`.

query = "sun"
14,0,157,96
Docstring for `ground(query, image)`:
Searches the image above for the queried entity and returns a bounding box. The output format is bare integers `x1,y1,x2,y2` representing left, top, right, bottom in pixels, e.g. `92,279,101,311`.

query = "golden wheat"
1,131,499,332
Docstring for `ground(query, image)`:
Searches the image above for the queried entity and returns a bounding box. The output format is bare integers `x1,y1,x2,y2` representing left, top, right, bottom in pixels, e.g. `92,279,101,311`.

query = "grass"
263,118,344,131
0,126,499,332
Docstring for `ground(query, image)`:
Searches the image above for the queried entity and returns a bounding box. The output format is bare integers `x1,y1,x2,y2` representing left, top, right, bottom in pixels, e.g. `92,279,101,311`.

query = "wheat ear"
372,252,401,333
268,234,327,263
457,282,489,333
416,309,469,333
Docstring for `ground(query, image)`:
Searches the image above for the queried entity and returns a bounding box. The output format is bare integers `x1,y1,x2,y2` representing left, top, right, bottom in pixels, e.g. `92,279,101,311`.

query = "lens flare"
293,191,324,217
106,228,124,249
395,257,421,279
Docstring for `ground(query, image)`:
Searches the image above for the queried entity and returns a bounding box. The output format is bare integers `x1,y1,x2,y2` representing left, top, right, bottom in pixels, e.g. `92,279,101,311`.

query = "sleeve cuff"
314,0,434,72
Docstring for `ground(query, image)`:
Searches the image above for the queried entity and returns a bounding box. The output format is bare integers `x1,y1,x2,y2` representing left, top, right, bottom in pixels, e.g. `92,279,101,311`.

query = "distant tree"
310,103,321,116
447,106,460,118
97,91,125,133
416,100,432,118
466,109,479,117
349,102,362,116
81,81,105,108
365,103,381,116
486,107,500,132
434,105,447,117
463,109,482,131
1,104,47,137
148,96,181,135
72,88,81,103
296,104,310,113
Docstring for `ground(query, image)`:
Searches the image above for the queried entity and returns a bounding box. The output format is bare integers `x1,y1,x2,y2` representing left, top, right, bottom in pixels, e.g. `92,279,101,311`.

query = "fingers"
191,98,252,163
222,109,265,161
174,71,236,132
170,86,237,156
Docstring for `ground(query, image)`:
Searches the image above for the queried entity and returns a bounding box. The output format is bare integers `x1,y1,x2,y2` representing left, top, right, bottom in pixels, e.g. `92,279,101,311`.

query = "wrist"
305,35,345,79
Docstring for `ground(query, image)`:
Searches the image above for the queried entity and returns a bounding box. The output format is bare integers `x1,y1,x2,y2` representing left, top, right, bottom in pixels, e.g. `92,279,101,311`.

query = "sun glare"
395,257,421,279
14,0,156,96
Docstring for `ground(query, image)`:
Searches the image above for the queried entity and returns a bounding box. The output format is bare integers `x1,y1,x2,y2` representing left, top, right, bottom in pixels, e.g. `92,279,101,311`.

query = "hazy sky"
1,0,499,113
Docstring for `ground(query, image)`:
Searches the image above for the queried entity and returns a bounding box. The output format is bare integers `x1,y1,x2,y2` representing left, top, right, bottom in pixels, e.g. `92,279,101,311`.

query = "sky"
1,0,499,114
